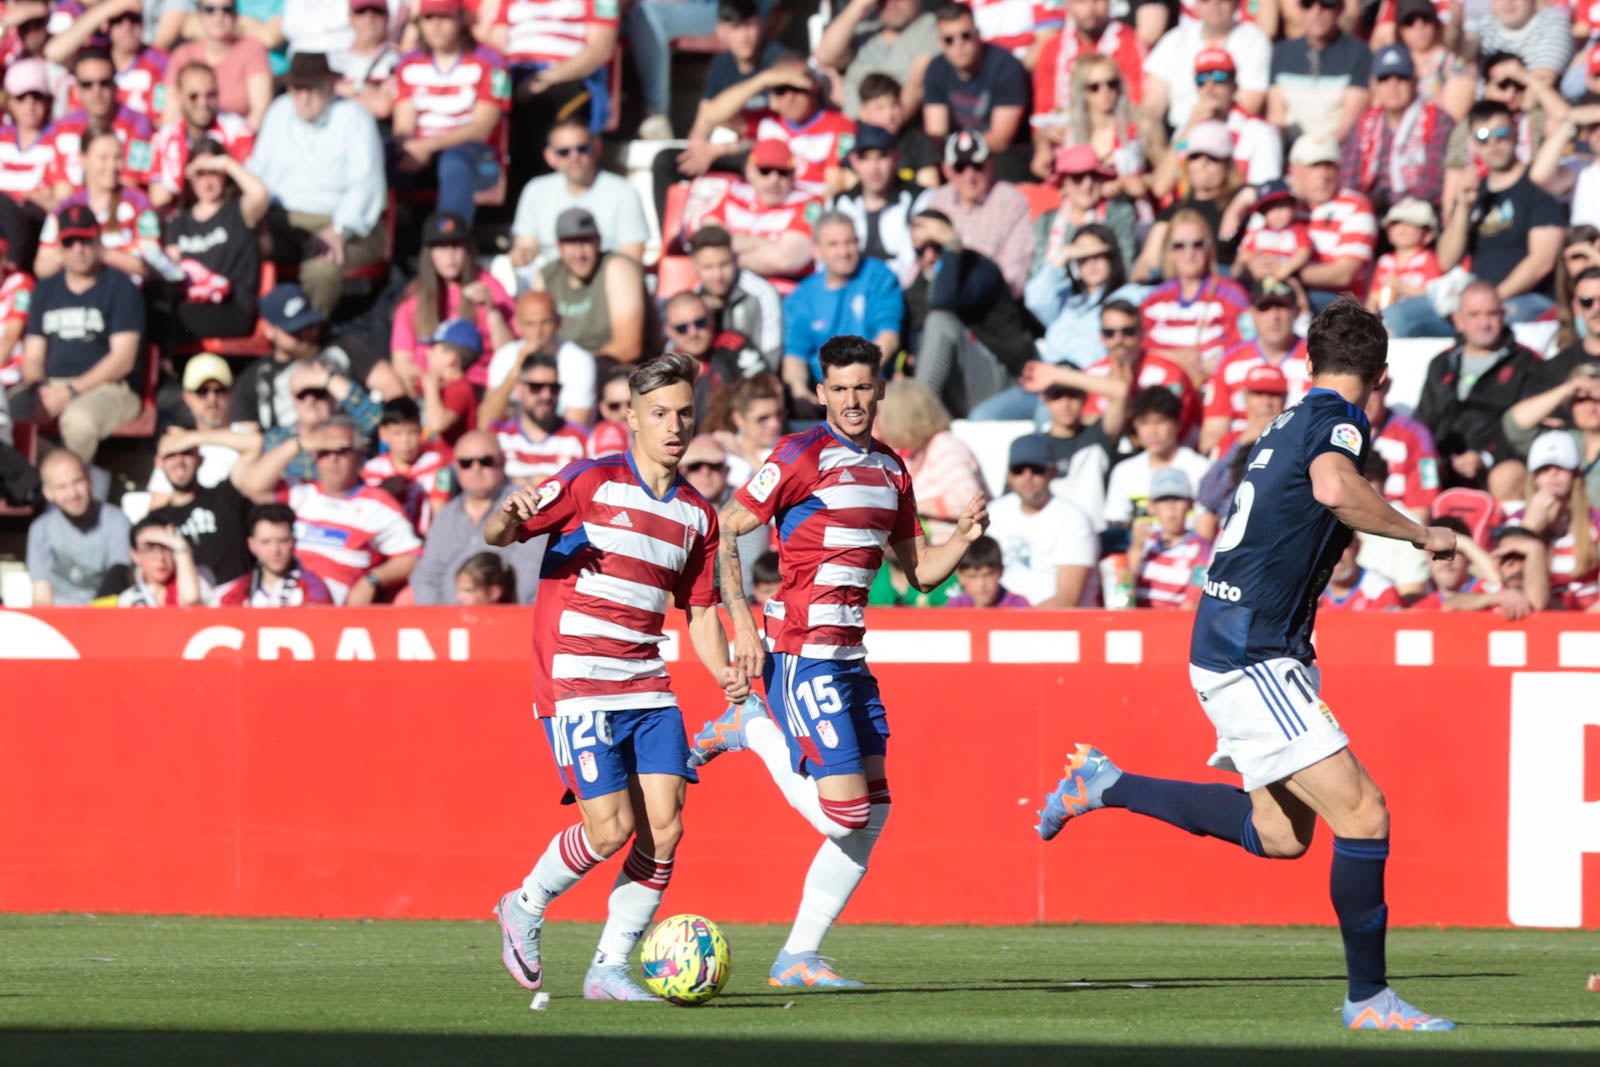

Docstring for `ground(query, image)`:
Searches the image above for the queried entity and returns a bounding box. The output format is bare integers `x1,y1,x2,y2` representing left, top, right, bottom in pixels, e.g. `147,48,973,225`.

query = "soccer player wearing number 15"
690,335,989,988
1035,299,1462,1032
486,354,748,1002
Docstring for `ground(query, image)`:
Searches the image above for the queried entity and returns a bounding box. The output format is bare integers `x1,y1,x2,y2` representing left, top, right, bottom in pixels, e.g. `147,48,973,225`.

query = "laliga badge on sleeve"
1330,424,1362,456
749,463,782,503
534,480,562,511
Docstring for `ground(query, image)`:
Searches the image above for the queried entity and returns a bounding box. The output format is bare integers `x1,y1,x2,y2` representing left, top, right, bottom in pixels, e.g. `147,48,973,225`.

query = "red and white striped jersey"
970,0,1065,58
1236,222,1312,265
1203,339,1311,428
150,112,255,197
0,270,34,386
1245,190,1377,292
685,175,822,247
1134,530,1212,608
0,124,58,201
734,425,920,661
743,108,856,197
282,482,424,605
1033,17,1145,113
1319,569,1404,611
1139,276,1250,367
509,453,720,719
494,0,619,66
1371,410,1441,511
40,189,161,261
1368,247,1441,308
363,440,454,537
1548,508,1600,611
394,47,511,153
114,47,169,119
44,106,155,189
1081,352,1202,433
492,417,589,484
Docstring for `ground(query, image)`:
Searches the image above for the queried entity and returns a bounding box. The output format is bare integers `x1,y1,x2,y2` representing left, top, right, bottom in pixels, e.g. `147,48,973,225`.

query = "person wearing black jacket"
1412,280,1544,495
904,209,1042,417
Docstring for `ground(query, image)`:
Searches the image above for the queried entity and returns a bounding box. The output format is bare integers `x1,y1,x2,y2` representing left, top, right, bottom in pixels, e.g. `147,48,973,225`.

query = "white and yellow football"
639,913,731,1005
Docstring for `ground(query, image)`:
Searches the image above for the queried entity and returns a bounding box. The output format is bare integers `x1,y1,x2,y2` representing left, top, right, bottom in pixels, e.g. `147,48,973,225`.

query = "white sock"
782,801,890,956
520,823,602,920
593,847,674,967
745,716,854,837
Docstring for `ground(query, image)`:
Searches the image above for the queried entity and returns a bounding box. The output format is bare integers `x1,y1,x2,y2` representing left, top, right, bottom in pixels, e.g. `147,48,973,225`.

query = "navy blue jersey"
1190,388,1372,671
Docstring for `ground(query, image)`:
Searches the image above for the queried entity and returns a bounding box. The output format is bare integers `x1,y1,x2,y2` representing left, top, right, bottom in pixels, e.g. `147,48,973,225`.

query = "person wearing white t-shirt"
149,354,249,493
1142,0,1271,133
986,434,1101,607
480,291,597,427
1104,386,1213,526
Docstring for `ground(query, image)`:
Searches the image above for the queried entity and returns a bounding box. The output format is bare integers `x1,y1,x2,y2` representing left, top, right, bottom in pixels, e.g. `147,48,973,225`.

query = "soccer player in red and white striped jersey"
489,353,745,1002
694,334,988,988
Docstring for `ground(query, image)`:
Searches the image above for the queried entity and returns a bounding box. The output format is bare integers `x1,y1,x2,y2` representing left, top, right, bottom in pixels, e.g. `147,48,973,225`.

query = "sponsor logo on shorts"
1204,578,1244,602
748,463,781,502
816,720,839,749
1330,423,1362,455
578,751,598,783
1318,701,1340,729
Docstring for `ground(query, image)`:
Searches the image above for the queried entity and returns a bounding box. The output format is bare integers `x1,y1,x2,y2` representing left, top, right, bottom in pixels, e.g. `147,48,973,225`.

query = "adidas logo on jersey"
837,469,856,484
611,511,635,528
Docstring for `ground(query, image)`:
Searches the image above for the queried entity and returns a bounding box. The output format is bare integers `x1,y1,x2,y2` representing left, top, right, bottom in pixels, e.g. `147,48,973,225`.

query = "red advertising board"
1,608,1596,929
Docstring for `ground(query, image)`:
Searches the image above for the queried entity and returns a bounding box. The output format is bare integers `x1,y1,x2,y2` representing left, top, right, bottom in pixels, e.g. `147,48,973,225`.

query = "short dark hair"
688,225,732,254
1479,51,1524,77
752,549,781,586
912,208,952,227
380,397,422,427
1362,450,1389,484
718,0,759,22
73,47,113,74
630,352,698,397
518,352,559,379
818,334,881,378
247,503,298,537
1434,514,1473,538
1467,98,1514,129
957,534,1003,572
1101,299,1140,322
1574,266,1600,288
858,72,902,105
1130,385,1182,423
934,2,973,23
1307,296,1388,384
129,515,168,546
546,116,591,145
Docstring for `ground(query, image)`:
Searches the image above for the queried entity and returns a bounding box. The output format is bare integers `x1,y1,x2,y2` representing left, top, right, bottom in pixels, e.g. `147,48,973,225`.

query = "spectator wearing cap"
333,0,403,122
1034,142,1139,275
0,59,65,234
27,449,131,605
815,0,939,120
920,2,1032,181
855,73,942,186
986,432,1099,607
391,0,510,226
481,290,596,427
1127,466,1210,610
1230,179,1313,298
1504,360,1600,506
1148,46,1280,203
1206,362,1289,458
150,354,249,492
1106,385,1211,528
923,131,1034,298
1378,0,1476,121
1015,353,1127,524
164,138,269,344
249,52,387,319
1200,287,1306,454
1338,44,1454,219
661,290,764,419
504,116,648,285
418,317,482,447
36,129,162,287
1141,0,1270,136
1021,222,1144,382
1366,197,1441,313
688,225,783,372
1133,121,1253,279
530,206,647,363
150,63,258,213
11,204,143,463
1529,94,1600,227
146,425,253,595
163,0,274,130
781,211,903,397
1464,0,1574,86
1030,51,1147,197
683,140,823,285
44,48,157,200
392,211,516,392
1507,429,1600,609
1268,0,1372,144
1031,0,1147,133
830,123,930,285
488,351,589,485
695,57,856,200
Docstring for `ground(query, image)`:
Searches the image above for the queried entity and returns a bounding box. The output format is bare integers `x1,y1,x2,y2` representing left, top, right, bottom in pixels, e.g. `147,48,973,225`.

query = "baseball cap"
1383,196,1438,230
1373,44,1416,80
555,207,601,242
1527,430,1580,472
421,210,469,246
261,283,325,333
749,138,794,170
1250,277,1297,309
1588,45,1600,78
427,317,484,355
944,130,991,168
1181,121,1233,161
588,419,630,457
1289,133,1341,167
1194,47,1235,76
1251,178,1296,214
182,353,234,392
1007,434,1053,470
1396,0,1439,22
851,124,896,154
284,52,338,87
56,203,101,242
1056,143,1115,178
1242,364,1289,395
1150,467,1195,501
4,58,51,98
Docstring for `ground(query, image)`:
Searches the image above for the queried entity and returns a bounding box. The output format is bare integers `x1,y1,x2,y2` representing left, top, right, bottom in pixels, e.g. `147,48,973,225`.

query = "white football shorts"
1189,657,1350,792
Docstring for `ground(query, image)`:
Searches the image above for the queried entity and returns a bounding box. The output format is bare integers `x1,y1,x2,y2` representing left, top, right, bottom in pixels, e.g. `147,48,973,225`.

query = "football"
639,913,731,1005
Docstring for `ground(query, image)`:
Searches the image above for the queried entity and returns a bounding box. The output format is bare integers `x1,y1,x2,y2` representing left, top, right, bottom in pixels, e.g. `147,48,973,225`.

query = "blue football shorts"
762,652,890,779
542,706,697,802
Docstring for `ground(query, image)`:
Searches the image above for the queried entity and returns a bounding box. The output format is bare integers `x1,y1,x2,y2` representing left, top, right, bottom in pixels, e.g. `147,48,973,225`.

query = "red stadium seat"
656,255,697,300
673,34,723,53
111,344,162,438
661,181,690,254
1430,488,1504,549
1017,182,1061,220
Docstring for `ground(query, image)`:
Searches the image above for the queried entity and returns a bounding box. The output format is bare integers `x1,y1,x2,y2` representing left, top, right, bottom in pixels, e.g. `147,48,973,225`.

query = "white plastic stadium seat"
1383,337,1451,415
950,419,1035,501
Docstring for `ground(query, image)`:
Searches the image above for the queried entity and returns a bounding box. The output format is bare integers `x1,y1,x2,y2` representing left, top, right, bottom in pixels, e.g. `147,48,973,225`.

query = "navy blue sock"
1100,774,1267,856
1330,837,1389,1002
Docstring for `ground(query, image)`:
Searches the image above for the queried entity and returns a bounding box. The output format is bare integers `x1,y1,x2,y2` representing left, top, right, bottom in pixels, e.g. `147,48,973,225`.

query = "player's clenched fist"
955,494,990,543
1416,524,1457,560
718,666,750,705
484,486,544,545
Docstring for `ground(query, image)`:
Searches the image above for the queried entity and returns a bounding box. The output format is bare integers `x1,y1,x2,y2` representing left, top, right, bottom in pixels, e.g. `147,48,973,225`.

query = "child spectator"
751,549,781,611
420,318,481,448
1231,179,1312,294
855,73,940,186
1508,431,1600,610
945,534,1031,608
366,397,454,537
1129,467,1212,609
103,518,209,608
1366,197,1441,314
455,551,517,606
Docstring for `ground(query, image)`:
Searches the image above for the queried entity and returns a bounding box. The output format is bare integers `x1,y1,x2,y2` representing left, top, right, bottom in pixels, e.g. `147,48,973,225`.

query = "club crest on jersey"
1330,424,1362,456
816,720,839,749
749,463,782,502
534,480,562,511
578,751,598,783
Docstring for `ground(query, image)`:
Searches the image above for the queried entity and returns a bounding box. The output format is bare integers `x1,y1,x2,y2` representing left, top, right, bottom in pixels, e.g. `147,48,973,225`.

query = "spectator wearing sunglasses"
1267,0,1371,144
1148,47,1280,204
0,59,60,266
1529,94,1600,227
663,290,763,421
1438,53,1571,214
921,2,1033,182
1463,0,1574,86
44,0,169,121
149,63,257,212
1032,0,1146,130
231,354,384,488
164,1,274,131
1022,222,1143,383
1532,268,1600,395
411,429,539,605
814,0,939,121
695,57,856,200
1142,0,1270,137
148,355,246,493
682,139,823,285
677,432,770,595
987,432,1099,607
488,351,589,485
481,290,596,427
922,131,1034,298
45,49,157,199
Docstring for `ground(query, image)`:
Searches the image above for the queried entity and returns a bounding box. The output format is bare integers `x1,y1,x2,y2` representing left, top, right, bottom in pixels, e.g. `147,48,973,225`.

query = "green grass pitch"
0,915,1595,1065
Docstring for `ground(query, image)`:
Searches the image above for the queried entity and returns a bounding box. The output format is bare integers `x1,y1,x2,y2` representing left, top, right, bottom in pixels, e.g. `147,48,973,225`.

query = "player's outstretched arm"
1309,454,1456,558
715,499,766,680
893,494,990,593
686,603,749,705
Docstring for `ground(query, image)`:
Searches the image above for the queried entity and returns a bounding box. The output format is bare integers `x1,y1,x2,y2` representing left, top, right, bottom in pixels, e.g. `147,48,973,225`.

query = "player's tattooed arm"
716,498,766,679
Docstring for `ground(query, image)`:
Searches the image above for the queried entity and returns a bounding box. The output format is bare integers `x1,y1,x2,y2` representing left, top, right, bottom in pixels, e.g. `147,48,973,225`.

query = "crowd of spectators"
3,0,1599,618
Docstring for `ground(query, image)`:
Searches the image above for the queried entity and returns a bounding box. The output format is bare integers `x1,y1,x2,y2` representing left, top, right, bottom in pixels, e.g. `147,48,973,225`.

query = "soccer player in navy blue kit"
1036,298,1460,1032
